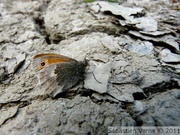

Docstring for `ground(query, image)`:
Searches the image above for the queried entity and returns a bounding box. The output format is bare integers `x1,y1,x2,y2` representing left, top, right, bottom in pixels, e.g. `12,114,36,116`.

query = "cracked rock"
4,52,26,74
140,90,180,126
44,0,126,41
1,95,135,135
93,1,144,20
160,48,180,63
84,61,111,93
127,41,154,56
129,30,180,52
0,0,180,134
107,84,144,102
92,1,158,32
0,105,19,126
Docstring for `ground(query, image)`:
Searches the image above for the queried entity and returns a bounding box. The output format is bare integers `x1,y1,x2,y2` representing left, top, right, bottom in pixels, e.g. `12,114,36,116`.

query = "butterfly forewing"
32,53,87,98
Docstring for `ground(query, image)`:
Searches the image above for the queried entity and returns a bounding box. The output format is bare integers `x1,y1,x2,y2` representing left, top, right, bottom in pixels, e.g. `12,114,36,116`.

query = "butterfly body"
32,53,87,98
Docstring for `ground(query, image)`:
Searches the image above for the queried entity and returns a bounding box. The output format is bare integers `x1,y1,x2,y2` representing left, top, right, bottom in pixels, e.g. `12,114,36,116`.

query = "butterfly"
32,53,87,98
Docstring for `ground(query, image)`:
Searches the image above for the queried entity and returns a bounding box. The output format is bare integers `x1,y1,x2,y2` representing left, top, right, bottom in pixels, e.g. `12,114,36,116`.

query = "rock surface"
0,0,180,134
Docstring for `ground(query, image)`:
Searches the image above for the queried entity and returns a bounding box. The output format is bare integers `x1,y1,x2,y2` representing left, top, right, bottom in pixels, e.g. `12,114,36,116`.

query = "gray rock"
84,61,111,93
4,52,26,74
174,90,180,99
127,41,154,55
16,52,26,65
0,86,22,104
141,90,180,126
94,1,144,20
160,49,180,63
0,66,9,84
135,17,158,32
133,101,147,113
6,58,17,74
16,40,33,52
0,0,180,134
92,53,109,63
44,0,126,41
0,106,19,126
107,84,144,102
139,31,171,36
0,14,40,44
93,1,158,32
91,92,119,103
2,46,18,59
129,30,179,52
0,95,135,134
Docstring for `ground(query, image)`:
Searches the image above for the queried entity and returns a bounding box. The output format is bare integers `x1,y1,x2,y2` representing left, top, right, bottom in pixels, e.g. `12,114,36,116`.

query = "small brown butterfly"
32,53,87,98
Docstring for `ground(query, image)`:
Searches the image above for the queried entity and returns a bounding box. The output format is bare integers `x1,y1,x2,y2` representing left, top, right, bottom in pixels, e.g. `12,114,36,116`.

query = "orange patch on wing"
34,53,76,71
47,57,72,65
37,58,72,71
